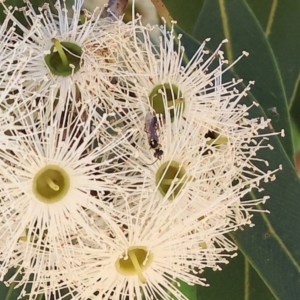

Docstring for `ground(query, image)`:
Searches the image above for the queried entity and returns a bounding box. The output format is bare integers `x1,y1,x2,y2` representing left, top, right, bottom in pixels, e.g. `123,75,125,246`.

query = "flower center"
115,247,153,283
44,39,83,76
33,165,70,203
156,161,191,200
149,83,184,121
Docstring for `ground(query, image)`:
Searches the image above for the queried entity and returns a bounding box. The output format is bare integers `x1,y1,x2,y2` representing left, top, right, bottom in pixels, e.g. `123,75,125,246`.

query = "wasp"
145,112,164,160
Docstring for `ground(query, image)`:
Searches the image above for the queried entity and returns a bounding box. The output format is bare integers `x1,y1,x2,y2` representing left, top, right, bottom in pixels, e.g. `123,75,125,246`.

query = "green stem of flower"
128,251,146,284
46,177,59,191
51,38,69,67
167,98,184,108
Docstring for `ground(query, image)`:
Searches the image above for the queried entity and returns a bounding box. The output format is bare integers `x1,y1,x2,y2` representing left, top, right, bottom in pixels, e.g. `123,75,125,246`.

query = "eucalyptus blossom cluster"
0,0,282,299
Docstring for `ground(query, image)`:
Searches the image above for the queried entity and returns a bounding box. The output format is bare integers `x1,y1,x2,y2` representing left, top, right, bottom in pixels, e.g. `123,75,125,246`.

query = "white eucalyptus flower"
0,97,136,288
0,239,78,300
110,98,280,225
105,20,255,130
0,2,283,299
0,16,36,144
104,18,283,228
1,0,145,115
57,190,239,300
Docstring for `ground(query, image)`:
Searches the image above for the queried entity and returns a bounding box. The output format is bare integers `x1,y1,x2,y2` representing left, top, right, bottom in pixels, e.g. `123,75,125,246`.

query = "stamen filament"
51,38,69,67
161,176,194,186
128,251,146,284
207,136,228,145
46,177,59,191
161,178,181,185
167,98,184,108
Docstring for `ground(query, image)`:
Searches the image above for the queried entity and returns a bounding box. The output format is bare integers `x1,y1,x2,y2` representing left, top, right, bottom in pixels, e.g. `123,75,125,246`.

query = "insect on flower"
145,112,164,160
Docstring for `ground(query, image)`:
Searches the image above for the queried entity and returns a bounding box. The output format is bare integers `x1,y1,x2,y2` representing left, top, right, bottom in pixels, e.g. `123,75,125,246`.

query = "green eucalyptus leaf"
0,271,22,300
245,0,300,155
160,0,205,34
222,66,300,299
192,0,294,164
198,250,275,300
290,79,300,139
177,279,197,300
246,0,300,106
0,268,45,300
171,11,300,300
0,0,47,27
230,101,300,299
158,278,198,300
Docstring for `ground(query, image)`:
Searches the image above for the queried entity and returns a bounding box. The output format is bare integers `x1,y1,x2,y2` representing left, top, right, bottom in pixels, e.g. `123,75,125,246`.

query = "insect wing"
145,113,159,148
